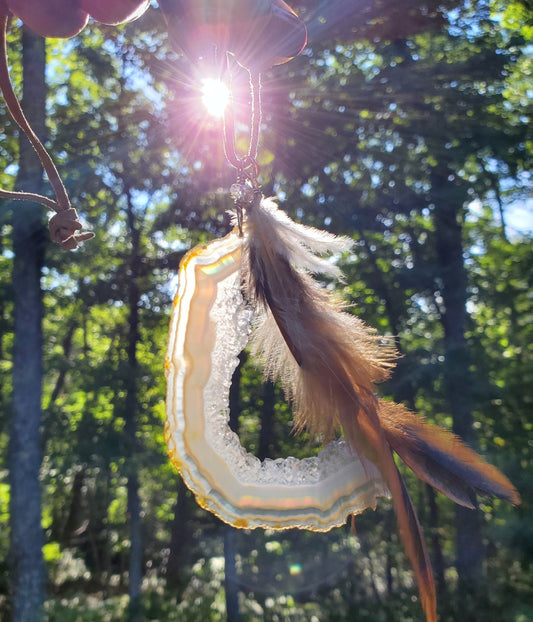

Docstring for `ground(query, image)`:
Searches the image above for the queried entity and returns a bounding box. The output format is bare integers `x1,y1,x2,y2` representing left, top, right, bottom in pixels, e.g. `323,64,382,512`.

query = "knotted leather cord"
223,56,263,236
0,14,93,250
223,56,262,189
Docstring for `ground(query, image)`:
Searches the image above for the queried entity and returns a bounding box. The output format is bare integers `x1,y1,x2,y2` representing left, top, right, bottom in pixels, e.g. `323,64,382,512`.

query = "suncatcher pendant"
164,213,389,531
163,4,520,622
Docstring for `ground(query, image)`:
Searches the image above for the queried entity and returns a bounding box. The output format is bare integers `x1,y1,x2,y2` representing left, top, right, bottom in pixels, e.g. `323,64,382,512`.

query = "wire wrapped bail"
223,63,262,184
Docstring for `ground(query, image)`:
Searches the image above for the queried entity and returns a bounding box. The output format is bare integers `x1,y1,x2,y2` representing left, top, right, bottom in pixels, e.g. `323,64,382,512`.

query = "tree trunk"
224,527,240,622
61,470,87,546
9,26,46,622
258,381,275,461
166,477,191,589
124,188,143,622
432,172,484,601
127,473,142,622
426,485,447,600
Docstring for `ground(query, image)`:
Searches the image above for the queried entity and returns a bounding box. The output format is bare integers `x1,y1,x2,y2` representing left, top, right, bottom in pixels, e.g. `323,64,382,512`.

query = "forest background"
0,0,531,621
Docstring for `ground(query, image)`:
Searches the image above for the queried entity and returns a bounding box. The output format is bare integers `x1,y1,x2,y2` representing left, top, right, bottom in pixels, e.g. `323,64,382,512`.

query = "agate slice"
165,230,389,531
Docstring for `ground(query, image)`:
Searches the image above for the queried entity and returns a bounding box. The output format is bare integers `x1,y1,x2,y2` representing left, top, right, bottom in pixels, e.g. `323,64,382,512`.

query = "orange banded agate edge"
165,229,389,531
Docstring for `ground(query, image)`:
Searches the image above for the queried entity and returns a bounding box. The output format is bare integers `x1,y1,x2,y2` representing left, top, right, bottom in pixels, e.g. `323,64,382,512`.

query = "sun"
201,78,230,118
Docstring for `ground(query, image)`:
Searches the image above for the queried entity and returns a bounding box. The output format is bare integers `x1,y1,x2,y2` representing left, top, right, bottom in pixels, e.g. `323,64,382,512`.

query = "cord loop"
223,56,262,188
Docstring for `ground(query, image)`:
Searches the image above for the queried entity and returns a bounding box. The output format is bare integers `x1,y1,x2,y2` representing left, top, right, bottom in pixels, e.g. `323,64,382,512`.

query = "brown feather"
243,198,395,439
379,400,521,507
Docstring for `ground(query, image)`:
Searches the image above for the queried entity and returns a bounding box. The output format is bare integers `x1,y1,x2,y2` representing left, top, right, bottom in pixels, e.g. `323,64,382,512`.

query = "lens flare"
201,78,230,118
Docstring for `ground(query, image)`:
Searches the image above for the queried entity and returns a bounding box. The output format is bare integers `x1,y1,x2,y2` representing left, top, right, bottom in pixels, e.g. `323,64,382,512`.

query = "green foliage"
0,0,531,620
45,595,129,622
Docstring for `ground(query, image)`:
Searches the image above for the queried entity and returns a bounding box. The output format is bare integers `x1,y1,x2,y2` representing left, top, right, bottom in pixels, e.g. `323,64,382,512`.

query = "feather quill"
240,196,520,622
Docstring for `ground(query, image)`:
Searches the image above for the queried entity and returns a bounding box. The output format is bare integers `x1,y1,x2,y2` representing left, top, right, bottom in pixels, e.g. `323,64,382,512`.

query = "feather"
243,197,436,621
379,400,521,508
241,195,519,622
243,196,396,438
